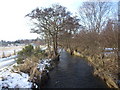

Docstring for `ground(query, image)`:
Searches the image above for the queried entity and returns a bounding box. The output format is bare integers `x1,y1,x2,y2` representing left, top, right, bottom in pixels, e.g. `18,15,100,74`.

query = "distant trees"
26,4,80,56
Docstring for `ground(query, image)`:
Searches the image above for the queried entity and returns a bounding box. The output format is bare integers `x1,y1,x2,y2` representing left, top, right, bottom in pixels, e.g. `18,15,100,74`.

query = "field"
0,45,25,58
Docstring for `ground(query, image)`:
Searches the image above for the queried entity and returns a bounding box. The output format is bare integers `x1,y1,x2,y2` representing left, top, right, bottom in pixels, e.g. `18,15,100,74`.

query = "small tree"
17,45,34,60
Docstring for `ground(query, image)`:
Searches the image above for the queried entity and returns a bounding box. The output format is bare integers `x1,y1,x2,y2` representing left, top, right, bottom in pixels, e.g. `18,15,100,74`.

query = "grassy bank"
66,48,119,88
14,45,59,88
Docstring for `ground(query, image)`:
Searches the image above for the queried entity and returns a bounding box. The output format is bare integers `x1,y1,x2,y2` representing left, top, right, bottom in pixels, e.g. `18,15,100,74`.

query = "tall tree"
26,4,80,56
79,2,112,33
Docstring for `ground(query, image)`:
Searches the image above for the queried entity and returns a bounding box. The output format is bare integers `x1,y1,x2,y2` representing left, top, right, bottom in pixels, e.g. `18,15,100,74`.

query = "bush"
16,58,24,64
17,45,34,64
16,45,48,64
18,44,34,57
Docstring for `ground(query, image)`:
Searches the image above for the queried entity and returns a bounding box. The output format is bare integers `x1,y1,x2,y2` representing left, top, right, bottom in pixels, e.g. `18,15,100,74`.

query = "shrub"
16,58,24,64
18,44,34,57
16,45,48,64
17,45,34,64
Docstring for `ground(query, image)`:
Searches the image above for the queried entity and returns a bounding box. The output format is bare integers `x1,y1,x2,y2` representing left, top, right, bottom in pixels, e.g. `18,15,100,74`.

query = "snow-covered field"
0,45,25,58
0,45,56,89
0,64,33,89
0,57,51,89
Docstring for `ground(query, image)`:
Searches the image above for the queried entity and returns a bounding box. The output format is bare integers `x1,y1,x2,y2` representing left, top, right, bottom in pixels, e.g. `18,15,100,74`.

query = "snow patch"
38,59,51,72
0,64,32,88
104,48,116,51
103,52,114,56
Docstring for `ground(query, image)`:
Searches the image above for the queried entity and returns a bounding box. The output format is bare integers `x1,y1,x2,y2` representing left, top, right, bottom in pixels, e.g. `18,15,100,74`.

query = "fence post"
14,50,16,55
2,52,5,58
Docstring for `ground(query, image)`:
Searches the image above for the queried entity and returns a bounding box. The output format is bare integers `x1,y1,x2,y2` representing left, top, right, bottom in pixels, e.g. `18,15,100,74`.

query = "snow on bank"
0,64,32,89
0,45,52,89
104,48,117,51
103,48,118,56
38,59,51,72
104,48,113,51
0,58,52,89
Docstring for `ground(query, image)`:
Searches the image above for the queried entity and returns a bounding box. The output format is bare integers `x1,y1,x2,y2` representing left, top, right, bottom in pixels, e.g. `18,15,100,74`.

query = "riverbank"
0,63,33,89
0,54,59,89
44,50,108,88
66,49,119,88
39,55,60,88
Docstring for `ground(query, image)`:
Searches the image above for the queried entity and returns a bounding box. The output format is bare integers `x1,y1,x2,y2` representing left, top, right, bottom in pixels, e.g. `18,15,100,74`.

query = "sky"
0,0,118,41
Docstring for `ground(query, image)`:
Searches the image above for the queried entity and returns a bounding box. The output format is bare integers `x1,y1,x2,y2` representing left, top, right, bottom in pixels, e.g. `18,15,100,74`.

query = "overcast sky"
0,0,118,41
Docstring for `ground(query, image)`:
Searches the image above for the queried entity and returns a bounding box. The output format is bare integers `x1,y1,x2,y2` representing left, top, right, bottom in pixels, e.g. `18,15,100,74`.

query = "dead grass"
14,56,41,82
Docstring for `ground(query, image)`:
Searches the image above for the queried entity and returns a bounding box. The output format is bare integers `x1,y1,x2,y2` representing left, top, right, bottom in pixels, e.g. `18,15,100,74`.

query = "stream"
44,50,108,88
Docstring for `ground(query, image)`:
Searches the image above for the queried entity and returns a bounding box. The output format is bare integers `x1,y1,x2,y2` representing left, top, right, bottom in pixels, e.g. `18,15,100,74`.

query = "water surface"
44,50,108,88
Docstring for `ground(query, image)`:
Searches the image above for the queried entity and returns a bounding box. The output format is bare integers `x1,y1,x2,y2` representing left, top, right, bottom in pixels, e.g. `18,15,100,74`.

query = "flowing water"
44,50,108,88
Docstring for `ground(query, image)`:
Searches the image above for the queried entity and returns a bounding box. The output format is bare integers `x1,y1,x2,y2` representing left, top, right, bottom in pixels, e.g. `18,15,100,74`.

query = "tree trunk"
53,37,58,56
55,34,58,55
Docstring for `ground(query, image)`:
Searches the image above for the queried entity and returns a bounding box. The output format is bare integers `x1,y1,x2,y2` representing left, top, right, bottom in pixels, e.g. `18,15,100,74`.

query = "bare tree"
79,2,112,33
101,19,118,47
26,4,80,56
